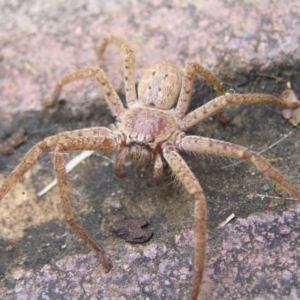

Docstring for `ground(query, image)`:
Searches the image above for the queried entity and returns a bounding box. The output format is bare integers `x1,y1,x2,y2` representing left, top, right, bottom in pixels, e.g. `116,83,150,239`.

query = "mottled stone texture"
0,1,300,299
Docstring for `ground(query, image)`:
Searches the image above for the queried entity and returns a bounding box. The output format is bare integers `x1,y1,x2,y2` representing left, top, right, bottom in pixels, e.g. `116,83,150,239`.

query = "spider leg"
162,142,207,300
179,94,300,130
154,153,163,179
97,35,137,108
175,62,224,118
53,128,122,272
115,148,128,178
0,127,122,272
46,67,124,118
175,135,300,199
0,136,57,200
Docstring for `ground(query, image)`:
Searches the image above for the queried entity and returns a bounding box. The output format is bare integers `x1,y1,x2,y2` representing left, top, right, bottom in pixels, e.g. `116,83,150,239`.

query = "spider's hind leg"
175,62,225,119
97,35,137,107
45,66,124,118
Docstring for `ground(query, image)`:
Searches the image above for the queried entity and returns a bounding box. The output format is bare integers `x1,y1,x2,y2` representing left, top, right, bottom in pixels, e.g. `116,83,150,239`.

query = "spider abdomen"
138,61,182,109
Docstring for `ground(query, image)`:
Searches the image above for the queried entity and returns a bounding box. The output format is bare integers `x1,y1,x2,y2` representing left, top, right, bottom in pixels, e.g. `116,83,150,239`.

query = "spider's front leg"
162,142,207,300
52,128,122,272
0,127,122,272
175,135,300,199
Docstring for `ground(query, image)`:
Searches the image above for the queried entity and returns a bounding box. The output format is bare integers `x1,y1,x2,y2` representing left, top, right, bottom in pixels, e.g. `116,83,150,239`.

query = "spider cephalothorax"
1,35,300,300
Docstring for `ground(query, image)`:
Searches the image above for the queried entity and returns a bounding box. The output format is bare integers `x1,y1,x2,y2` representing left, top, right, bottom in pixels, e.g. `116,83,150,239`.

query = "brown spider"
1,35,300,299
